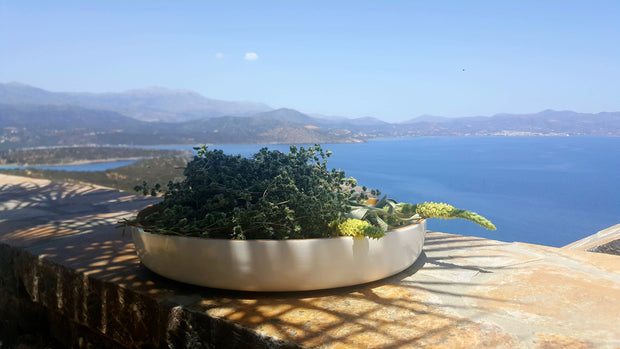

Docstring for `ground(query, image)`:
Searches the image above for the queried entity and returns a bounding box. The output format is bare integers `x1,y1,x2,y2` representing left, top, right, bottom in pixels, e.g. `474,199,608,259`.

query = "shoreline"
0,157,148,167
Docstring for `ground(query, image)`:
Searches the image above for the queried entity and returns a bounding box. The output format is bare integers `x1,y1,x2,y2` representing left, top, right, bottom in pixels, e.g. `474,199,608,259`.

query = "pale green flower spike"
414,202,497,230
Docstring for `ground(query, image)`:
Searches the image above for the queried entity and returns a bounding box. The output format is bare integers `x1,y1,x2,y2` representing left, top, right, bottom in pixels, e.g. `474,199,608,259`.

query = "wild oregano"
131,145,356,239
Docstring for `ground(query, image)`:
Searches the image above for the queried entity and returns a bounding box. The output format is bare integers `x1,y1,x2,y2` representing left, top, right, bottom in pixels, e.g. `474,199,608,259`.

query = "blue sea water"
7,137,618,246
0,160,137,172
200,137,620,247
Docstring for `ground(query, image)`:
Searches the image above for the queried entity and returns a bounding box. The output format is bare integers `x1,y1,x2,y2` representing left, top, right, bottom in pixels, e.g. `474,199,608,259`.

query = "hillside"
0,82,272,122
0,147,192,165
0,104,364,150
0,104,187,149
0,156,188,193
1,83,619,150
401,110,620,136
0,104,150,130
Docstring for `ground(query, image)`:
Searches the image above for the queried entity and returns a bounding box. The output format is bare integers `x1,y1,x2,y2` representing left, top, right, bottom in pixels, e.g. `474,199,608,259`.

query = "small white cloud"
244,52,259,61
215,52,224,60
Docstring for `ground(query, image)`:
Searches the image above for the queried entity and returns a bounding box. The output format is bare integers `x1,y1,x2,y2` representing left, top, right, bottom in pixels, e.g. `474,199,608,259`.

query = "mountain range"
1,82,619,149
0,82,272,122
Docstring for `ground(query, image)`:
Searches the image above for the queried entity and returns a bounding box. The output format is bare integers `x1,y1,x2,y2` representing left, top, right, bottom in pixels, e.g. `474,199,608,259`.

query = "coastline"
0,157,148,167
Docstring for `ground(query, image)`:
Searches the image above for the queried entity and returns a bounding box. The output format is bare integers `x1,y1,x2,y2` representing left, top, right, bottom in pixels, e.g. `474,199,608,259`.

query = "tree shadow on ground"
3,179,519,347
0,180,158,248
24,227,520,347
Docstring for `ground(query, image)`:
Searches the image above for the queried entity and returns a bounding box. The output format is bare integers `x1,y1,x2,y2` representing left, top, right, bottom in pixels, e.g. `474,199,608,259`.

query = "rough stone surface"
588,239,620,256
564,223,620,256
1,174,619,348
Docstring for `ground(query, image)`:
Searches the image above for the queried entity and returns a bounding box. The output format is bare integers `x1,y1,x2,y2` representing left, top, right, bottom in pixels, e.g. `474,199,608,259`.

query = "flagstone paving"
1,174,619,348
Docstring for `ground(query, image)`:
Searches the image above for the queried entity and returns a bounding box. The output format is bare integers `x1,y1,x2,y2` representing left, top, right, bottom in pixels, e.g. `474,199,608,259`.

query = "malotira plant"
122,145,496,240
338,198,496,239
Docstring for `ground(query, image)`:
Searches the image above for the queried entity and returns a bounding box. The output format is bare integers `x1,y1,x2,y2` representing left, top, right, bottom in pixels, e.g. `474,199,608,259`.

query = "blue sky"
1,1,619,122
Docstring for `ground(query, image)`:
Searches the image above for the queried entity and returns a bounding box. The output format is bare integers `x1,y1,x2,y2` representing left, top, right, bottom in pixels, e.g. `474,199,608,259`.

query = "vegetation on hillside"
0,157,187,193
0,146,192,165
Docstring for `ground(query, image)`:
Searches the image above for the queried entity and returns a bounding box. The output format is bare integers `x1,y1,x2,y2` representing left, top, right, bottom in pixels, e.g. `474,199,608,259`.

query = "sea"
5,137,619,247
193,137,620,247
0,160,137,172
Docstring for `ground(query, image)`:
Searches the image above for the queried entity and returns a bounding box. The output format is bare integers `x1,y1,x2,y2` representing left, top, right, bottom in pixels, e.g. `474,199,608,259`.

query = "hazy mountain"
467,110,620,134
173,115,356,144
308,113,350,122
0,82,66,104
347,117,390,126
252,108,317,124
0,104,186,148
399,110,620,136
0,104,149,130
403,115,452,123
308,113,388,127
0,82,272,122
225,108,388,129
0,103,362,149
1,82,618,150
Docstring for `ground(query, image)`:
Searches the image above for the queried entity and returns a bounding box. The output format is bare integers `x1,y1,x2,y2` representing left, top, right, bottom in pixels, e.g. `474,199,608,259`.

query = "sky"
1,1,619,122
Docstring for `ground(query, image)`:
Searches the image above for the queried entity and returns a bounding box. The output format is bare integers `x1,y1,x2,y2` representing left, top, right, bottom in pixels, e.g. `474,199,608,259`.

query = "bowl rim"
134,219,425,242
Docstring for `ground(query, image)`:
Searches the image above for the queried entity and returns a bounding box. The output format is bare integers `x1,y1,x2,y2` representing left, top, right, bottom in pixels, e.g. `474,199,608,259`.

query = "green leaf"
375,216,389,232
374,195,389,208
347,207,368,220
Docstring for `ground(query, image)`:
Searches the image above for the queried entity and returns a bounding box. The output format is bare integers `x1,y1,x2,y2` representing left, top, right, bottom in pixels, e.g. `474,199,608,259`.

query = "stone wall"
588,239,620,256
2,175,619,348
563,223,620,255
0,243,300,349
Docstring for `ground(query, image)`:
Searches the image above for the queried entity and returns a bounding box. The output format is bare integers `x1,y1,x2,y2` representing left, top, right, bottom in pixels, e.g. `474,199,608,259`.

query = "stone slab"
1,174,619,348
564,223,620,251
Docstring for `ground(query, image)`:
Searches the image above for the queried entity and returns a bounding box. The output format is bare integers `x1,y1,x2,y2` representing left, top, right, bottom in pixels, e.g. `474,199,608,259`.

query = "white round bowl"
132,220,426,291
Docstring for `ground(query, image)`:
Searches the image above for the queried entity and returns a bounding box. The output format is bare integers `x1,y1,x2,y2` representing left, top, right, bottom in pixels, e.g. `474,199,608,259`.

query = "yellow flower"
335,218,385,239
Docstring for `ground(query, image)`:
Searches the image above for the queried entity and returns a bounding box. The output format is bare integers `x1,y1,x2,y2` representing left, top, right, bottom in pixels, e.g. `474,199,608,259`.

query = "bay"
323,137,620,247
196,137,620,247
0,160,138,172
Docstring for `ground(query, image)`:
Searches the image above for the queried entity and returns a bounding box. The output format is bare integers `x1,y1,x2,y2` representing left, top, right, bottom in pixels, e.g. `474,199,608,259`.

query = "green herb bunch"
124,145,496,240
129,145,356,239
